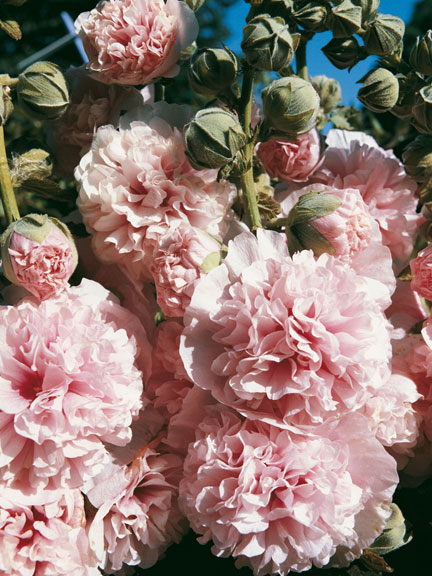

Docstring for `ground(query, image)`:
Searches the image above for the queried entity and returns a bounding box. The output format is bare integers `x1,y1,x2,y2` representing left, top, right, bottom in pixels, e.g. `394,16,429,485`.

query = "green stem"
296,39,308,81
238,64,262,229
154,82,165,102
0,126,19,225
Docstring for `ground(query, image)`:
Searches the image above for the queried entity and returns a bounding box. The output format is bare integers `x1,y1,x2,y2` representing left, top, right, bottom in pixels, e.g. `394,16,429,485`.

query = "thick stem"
0,126,19,225
296,39,308,81
238,65,262,229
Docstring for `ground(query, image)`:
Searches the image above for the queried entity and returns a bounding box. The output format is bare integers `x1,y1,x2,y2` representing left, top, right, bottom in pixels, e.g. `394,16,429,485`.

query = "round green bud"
357,67,399,113
369,504,411,556
17,61,69,121
183,0,205,11
322,36,361,70
363,14,405,56
410,30,432,76
403,135,432,183
246,0,293,23
330,0,363,38
351,0,380,25
311,75,342,114
241,14,299,72
390,73,420,120
188,48,238,96
292,2,329,32
179,41,197,62
262,76,320,136
183,107,247,170
412,85,432,134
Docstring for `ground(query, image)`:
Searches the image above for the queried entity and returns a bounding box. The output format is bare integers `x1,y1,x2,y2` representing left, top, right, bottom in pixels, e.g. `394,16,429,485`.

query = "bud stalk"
0,126,19,224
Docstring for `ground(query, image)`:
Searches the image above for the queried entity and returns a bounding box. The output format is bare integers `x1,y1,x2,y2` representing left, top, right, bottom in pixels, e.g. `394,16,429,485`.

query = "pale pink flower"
181,229,393,431
410,243,432,300
0,488,100,576
0,279,148,492
146,319,193,419
75,0,198,85
151,226,221,318
256,128,322,182
386,279,427,334
312,129,421,263
49,66,149,177
87,443,187,573
180,408,398,575
75,103,235,282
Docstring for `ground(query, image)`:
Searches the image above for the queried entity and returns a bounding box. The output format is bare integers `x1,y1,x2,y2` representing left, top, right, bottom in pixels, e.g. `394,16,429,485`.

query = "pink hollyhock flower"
180,408,398,575
75,103,235,282
49,66,150,177
0,279,149,492
87,442,187,573
256,128,322,182
1,214,78,301
386,279,427,334
0,488,100,576
312,129,421,263
75,0,198,86
151,226,221,318
181,229,393,431
146,319,193,419
410,243,432,300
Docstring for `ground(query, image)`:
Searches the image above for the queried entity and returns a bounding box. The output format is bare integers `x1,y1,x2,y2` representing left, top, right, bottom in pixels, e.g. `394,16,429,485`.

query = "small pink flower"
410,243,432,300
75,0,198,86
1,215,78,301
0,279,149,491
180,408,398,575
0,488,100,576
151,226,221,318
256,128,322,182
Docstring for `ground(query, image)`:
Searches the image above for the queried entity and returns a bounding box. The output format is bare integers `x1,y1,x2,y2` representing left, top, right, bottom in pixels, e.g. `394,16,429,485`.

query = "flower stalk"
0,126,19,224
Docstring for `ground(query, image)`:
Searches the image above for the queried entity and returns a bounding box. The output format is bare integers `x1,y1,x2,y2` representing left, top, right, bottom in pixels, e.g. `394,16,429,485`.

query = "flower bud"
17,61,69,121
0,214,78,300
311,75,342,113
241,14,299,72
357,68,399,113
410,31,432,76
351,0,379,25
246,0,293,22
183,107,246,170
189,48,238,96
363,14,405,56
330,0,362,38
403,135,432,183
184,0,205,10
262,77,320,136
390,73,419,120
369,504,411,556
0,85,13,126
179,41,197,62
292,2,329,32
412,85,432,133
322,36,361,70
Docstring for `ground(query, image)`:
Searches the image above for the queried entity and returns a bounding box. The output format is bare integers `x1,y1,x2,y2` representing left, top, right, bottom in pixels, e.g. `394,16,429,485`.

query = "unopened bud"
189,48,238,96
292,2,329,32
180,41,197,62
17,61,69,121
357,68,399,113
369,504,411,556
330,0,362,38
0,85,13,125
363,14,405,56
412,85,432,134
183,0,205,10
390,73,419,120
352,0,379,25
410,30,432,76
10,148,53,186
322,36,361,70
311,75,342,113
403,135,432,183
183,107,246,170
241,14,299,72
262,76,320,136
246,0,293,22
0,214,78,300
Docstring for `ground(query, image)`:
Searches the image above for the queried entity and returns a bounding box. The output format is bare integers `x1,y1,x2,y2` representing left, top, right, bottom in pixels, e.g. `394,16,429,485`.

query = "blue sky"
225,0,416,105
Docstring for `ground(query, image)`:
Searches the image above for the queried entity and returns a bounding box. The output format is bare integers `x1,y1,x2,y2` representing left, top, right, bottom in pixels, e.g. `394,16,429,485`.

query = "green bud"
189,48,238,96
322,36,361,70
412,85,432,134
330,0,363,38
246,0,293,22
17,61,69,121
351,0,379,25
179,41,197,62
390,73,421,120
292,2,329,32
241,14,299,72
311,75,342,113
369,504,412,556
183,107,247,170
410,31,432,76
285,190,342,256
10,148,53,185
183,0,205,11
363,14,405,56
262,76,320,136
403,135,432,182
357,67,399,113
0,85,13,125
